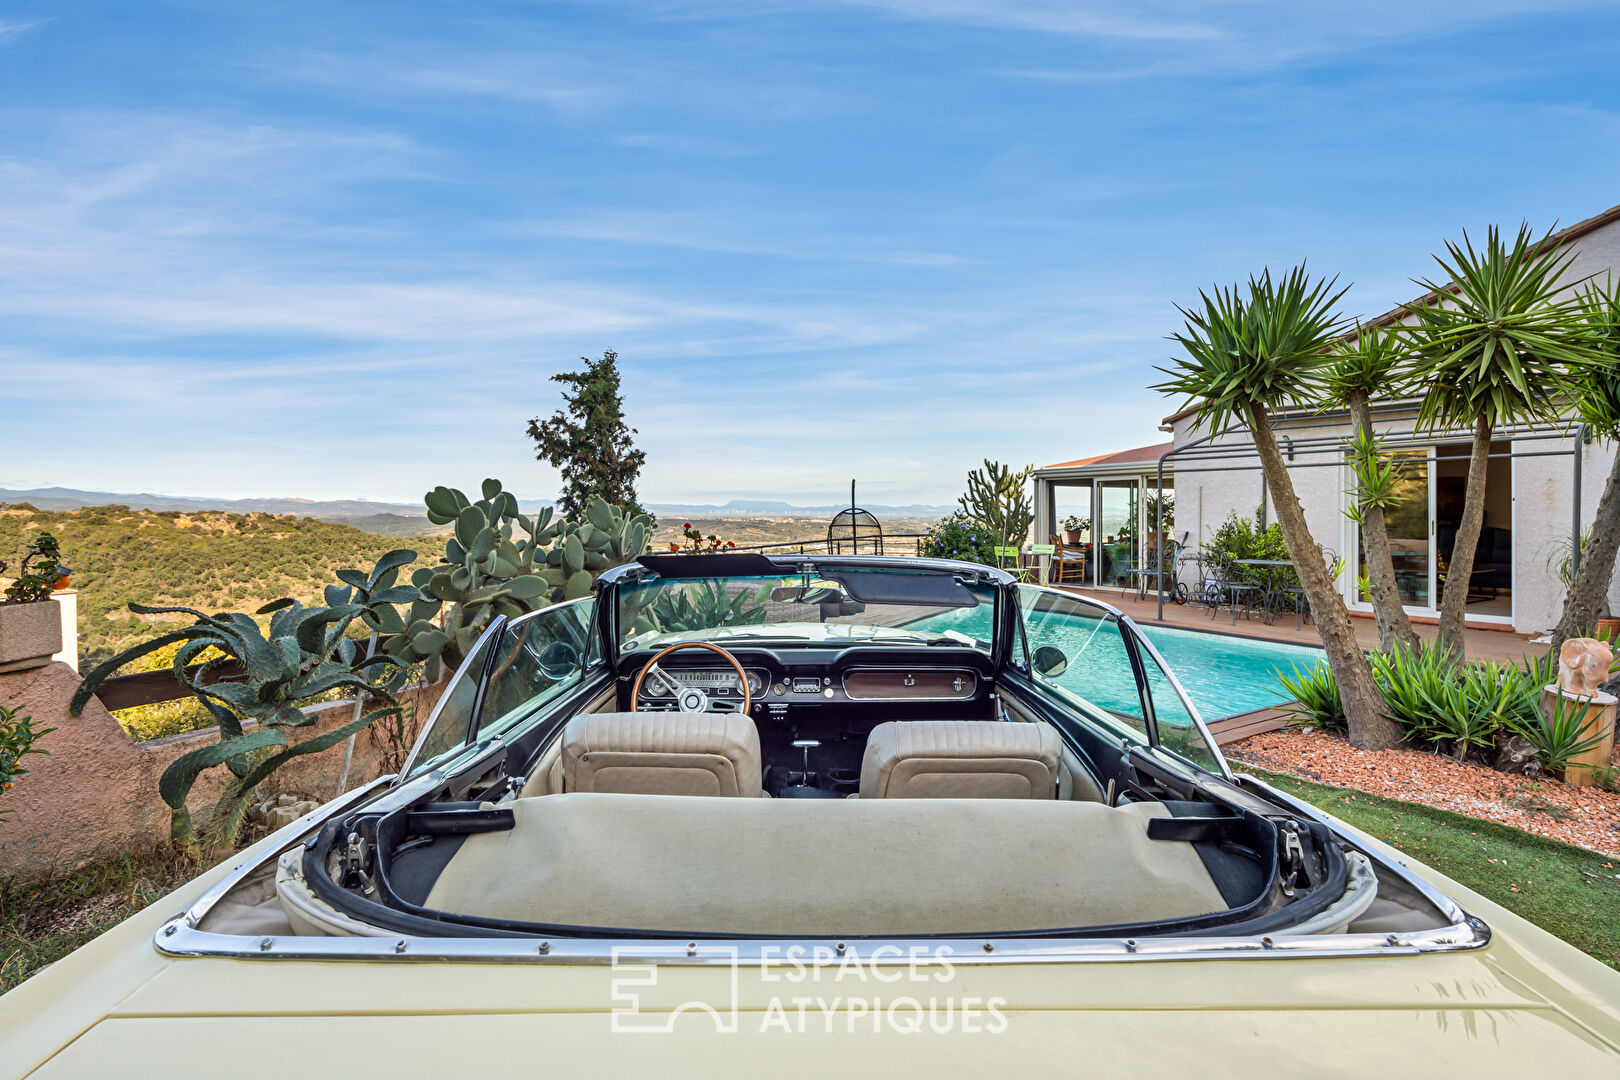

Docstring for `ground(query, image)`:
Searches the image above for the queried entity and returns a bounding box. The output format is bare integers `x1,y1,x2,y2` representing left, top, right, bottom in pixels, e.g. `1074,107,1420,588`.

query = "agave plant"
624,579,771,637
1273,662,1345,733
1508,690,1610,778
71,553,413,850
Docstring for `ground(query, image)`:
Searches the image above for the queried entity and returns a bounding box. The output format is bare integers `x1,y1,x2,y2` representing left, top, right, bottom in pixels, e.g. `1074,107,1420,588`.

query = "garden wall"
0,661,440,884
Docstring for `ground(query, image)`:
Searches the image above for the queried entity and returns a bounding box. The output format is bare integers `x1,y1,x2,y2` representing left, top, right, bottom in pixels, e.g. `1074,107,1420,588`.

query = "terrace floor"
1058,585,1548,666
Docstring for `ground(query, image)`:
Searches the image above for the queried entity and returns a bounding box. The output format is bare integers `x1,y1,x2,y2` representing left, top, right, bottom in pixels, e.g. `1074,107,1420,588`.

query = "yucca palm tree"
1324,325,1420,654
1401,224,1604,661
1551,275,1620,653
1155,266,1401,750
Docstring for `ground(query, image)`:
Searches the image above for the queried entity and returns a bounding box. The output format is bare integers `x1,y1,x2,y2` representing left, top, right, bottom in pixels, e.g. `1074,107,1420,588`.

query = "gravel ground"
1228,729,1620,857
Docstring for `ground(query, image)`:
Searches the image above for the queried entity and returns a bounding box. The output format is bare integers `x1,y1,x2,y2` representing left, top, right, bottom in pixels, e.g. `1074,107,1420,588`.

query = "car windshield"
616,568,999,654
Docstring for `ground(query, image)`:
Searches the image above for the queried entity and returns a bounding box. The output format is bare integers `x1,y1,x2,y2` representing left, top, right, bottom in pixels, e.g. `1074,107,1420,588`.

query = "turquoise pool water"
909,606,1323,721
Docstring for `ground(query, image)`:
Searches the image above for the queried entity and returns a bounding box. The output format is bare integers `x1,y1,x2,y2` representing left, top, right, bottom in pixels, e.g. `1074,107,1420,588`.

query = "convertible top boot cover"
421,794,1228,936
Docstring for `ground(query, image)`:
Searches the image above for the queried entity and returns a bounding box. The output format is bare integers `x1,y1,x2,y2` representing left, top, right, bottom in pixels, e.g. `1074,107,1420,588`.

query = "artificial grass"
1250,767,1620,970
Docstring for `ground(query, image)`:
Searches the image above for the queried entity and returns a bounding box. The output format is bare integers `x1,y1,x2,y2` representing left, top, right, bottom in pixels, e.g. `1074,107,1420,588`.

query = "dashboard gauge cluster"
640,667,766,699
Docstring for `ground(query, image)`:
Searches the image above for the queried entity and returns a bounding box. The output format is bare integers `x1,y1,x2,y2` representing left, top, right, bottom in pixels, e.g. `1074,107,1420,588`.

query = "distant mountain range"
0,486,951,535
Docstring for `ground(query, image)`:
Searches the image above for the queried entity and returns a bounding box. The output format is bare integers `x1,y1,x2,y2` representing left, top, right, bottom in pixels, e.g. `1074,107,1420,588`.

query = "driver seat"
561,712,764,797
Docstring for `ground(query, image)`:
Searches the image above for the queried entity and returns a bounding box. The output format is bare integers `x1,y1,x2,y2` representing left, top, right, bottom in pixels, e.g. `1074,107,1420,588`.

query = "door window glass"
1134,638,1226,775
400,621,503,780
477,599,597,741
1015,585,1147,743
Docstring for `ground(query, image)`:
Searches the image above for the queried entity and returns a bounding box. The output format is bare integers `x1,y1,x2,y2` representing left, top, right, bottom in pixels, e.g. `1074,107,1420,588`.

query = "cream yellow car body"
3,783,1617,1079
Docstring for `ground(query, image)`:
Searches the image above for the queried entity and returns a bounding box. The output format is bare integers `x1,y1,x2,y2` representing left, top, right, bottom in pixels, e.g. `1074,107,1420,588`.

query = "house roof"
1158,198,1620,428
1039,441,1173,472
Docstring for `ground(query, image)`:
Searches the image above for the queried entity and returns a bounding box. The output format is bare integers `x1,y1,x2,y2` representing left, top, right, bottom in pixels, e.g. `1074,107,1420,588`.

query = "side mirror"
536,640,581,680
1032,645,1068,678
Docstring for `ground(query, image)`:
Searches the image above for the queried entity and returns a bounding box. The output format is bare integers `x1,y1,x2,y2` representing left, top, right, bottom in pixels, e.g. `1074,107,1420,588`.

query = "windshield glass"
616,569,998,654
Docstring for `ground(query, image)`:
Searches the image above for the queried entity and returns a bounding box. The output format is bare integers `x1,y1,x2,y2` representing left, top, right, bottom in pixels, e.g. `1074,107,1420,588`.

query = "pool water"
908,606,1322,721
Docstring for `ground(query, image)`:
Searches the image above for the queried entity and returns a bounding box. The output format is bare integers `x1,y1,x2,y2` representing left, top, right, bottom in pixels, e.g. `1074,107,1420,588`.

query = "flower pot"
1064,530,1083,545
0,599,63,673
1596,617,1620,642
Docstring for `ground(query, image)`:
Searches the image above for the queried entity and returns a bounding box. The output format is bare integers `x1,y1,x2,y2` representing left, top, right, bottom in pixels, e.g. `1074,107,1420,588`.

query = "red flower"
727,541,735,548
683,522,692,530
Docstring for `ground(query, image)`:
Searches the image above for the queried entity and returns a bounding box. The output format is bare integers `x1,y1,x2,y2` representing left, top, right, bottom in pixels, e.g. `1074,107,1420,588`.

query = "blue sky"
3,1,1619,507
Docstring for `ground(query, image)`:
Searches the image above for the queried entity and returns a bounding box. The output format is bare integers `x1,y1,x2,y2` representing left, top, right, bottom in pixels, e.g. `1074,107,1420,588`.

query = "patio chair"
1128,537,1183,603
1204,552,1264,625
993,545,1035,584
1047,534,1088,585
1280,547,1341,630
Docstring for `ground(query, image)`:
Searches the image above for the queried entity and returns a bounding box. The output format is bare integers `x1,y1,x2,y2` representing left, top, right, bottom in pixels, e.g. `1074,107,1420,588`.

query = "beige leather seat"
561,712,763,797
860,720,1063,799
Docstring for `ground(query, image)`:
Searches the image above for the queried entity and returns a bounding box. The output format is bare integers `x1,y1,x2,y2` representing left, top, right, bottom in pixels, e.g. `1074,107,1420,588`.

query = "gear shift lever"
791,739,820,785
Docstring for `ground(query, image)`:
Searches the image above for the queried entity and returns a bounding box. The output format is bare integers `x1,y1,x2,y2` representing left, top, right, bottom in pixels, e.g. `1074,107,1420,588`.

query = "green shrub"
0,704,53,824
919,513,996,567
1274,662,1345,732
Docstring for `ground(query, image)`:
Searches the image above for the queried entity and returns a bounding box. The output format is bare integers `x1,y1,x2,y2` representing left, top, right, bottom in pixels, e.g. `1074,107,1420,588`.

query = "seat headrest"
861,720,1063,800
562,711,763,798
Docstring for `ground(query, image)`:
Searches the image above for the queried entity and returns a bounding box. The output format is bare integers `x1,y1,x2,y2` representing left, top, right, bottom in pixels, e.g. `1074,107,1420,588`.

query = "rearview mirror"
1032,645,1068,678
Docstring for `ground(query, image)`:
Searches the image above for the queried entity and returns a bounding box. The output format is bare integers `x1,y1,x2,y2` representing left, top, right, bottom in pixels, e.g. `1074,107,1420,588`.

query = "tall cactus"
385,479,651,680
957,459,1034,551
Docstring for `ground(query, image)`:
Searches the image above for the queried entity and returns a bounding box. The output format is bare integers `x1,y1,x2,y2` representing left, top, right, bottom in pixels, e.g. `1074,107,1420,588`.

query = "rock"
1494,734,1543,776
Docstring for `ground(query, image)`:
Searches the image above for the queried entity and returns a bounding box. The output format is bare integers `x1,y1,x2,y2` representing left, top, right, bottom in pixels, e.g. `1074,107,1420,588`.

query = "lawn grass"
1249,767,1620,970
0,848,199,995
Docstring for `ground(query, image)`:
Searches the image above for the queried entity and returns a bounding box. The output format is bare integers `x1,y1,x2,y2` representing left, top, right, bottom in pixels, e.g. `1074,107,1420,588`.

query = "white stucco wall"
1162,208,1620,635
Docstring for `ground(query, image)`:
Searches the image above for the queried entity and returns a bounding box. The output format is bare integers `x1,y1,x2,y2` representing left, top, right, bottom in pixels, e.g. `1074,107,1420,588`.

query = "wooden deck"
1205,706,1294,747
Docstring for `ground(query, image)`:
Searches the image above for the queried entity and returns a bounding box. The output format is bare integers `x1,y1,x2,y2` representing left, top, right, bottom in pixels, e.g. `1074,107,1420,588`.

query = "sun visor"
822,571,980,607
634,553,783,579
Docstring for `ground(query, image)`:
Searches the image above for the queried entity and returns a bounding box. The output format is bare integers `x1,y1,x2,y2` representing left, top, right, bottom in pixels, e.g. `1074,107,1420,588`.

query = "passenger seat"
860,720,1063,799
561,712,763,797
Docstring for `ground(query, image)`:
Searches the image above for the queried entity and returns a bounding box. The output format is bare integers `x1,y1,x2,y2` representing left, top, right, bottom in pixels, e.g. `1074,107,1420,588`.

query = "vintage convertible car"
4,553,1619,1076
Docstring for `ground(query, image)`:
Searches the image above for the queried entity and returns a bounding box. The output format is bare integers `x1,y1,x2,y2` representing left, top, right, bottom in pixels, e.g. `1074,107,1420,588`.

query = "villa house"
1034,200,1620,636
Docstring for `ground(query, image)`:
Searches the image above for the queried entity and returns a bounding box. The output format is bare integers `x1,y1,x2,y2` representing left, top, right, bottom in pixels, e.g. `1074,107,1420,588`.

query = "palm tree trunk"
1249,403,1400,749
1346,391,1420,654
1436,415,1492,662
1552,442,1620,655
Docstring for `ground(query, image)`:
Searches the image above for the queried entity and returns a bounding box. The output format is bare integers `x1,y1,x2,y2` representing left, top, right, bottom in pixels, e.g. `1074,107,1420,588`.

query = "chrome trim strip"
159,776,1488,967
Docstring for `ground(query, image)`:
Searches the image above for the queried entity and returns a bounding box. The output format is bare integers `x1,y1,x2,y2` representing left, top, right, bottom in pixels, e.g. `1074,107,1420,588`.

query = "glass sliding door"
1353,448,1434,613
1049,481,1093,586
1097,479,1140,589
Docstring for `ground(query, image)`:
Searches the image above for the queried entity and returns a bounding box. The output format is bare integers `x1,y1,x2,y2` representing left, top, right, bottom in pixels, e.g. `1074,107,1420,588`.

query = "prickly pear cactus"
384,479,650,680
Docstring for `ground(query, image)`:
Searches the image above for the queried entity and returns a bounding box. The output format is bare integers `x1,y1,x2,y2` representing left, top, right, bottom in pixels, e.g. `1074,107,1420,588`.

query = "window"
400,621,503,780
1134,637,1226,775
476,598,598,741
1015,585,1147,744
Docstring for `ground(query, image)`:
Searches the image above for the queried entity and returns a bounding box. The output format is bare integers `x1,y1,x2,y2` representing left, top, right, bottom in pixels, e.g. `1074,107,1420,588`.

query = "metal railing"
715,532,930,557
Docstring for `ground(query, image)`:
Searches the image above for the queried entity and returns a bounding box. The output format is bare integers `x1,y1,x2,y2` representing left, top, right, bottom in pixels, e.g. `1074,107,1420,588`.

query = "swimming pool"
909,606,1323,721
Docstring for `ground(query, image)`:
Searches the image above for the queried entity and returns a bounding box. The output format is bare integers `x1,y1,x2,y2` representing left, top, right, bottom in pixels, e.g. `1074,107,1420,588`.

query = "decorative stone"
0,600,63,674
1557,637,1614,698
1493,733,1543,776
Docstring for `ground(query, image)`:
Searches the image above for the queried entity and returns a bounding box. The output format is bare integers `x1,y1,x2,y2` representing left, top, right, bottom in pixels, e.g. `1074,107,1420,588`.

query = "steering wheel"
631,641,753,714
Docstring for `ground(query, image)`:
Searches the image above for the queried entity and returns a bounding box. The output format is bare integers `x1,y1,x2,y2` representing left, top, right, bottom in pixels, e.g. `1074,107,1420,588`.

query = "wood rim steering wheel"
630,640,752,713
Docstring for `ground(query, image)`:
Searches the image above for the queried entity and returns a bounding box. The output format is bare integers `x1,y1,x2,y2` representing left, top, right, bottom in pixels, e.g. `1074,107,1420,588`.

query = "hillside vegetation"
0,504,438,665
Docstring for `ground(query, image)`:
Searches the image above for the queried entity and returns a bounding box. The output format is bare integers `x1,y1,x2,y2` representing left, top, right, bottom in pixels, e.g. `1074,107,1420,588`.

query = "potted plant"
1061,516,1089,545
0,533,70,673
